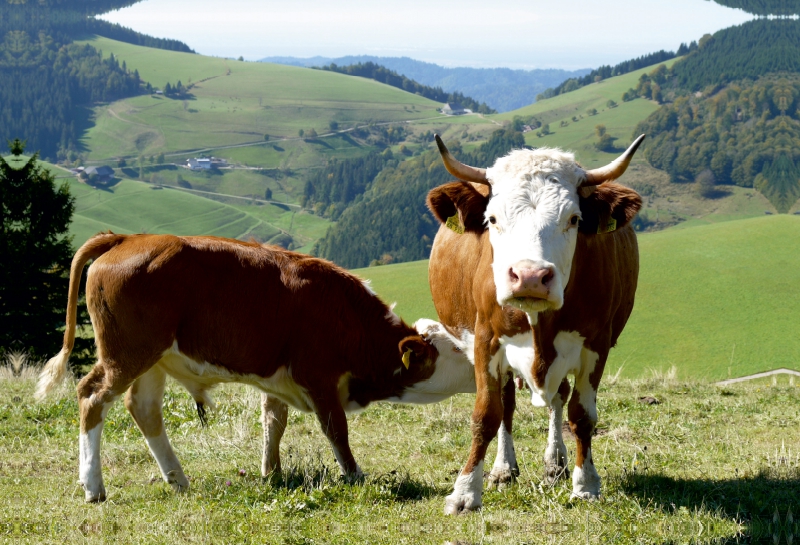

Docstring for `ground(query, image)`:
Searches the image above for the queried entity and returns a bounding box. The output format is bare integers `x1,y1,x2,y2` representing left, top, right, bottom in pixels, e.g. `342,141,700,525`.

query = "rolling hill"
353,215,799,381
77,36,446,165
260,55,590,113
38,161,331,252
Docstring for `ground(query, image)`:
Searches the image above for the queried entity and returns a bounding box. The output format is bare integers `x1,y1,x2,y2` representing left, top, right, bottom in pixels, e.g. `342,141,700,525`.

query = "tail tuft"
35,349,71,401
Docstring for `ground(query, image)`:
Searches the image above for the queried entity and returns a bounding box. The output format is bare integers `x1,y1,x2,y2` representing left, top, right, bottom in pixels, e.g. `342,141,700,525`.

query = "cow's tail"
35,232,127,401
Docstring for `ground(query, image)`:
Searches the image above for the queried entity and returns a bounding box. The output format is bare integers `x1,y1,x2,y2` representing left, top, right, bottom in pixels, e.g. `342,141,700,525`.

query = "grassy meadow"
2,356,796,544
355,215,800,381
60,170,328,251
76,36,442,164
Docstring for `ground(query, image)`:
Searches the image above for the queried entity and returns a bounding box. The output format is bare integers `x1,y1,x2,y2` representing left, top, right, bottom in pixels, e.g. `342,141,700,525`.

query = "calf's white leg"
543,378,570,483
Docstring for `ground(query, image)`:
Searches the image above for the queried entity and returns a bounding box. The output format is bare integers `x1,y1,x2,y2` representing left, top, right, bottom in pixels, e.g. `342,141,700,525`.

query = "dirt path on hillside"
714,368,800,386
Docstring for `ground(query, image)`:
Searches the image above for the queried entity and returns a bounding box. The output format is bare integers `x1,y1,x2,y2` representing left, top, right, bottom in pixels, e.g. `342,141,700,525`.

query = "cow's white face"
484,149,585,315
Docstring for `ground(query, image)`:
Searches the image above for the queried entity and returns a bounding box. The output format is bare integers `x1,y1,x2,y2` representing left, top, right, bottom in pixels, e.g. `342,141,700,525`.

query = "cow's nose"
508,264,554,299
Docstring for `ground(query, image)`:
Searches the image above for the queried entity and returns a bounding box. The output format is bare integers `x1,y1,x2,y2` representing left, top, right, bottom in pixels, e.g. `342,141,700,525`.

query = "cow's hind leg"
76,363,132,502
543,378,571,484
312,392,362,479
568,348,604,499
124,365,189,492
487,371,519,486
261,393,288,476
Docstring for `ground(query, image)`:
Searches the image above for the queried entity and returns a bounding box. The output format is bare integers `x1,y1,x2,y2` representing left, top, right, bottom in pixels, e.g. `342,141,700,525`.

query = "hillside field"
37,160,329,251
355,215,799,381
498,59,681,169
76,36,448,165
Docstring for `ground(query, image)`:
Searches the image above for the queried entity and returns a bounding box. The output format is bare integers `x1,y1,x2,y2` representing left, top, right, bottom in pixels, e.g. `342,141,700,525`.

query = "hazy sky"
100,0,753,69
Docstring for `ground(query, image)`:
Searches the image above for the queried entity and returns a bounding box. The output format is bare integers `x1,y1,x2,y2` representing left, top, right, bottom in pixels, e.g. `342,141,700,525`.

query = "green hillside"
354,216,799,381
498,59,681,168
77,36,443,164
34,161,330,252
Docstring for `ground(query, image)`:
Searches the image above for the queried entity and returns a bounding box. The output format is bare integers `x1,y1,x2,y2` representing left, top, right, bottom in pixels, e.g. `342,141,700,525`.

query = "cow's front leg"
488,371,519,485
543,378,570,484
568,349,603,499
312,392,362,479
445,330,503,515
261,393,288,476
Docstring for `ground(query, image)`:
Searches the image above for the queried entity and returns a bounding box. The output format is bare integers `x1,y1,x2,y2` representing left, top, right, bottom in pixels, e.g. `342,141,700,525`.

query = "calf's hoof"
444,493,481,515
83,485,106,503
167,475,190,493
544,464,570,485
570,490,601,501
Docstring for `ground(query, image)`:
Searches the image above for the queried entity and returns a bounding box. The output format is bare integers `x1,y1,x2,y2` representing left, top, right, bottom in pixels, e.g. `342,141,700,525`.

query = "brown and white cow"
36,233,476,502
427,134,643,513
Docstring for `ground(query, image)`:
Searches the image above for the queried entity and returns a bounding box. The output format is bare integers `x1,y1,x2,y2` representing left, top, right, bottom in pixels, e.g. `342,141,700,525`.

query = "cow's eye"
488,216,497,225
569,215,580,226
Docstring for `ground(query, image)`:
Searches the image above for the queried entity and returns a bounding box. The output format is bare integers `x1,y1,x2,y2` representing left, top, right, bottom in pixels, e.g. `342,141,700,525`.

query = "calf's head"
427,135,644,315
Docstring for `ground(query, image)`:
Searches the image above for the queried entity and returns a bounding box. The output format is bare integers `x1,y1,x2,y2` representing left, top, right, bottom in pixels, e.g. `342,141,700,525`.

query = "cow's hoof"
444,494,481,515
84,485,106,503
544,465,570,485
486,468,517,487
341,470,365,484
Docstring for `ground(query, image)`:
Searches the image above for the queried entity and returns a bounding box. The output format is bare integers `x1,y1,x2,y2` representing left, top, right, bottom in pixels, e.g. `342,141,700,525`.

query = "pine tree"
0,139,91,365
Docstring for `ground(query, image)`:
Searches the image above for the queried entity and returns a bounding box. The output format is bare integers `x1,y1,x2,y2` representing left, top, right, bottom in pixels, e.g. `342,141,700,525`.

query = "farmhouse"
186,158,211,170
442,102,469,115
82,165,115,185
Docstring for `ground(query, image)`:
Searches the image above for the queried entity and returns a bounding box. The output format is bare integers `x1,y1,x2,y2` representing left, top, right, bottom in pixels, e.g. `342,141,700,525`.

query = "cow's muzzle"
508,262,554,300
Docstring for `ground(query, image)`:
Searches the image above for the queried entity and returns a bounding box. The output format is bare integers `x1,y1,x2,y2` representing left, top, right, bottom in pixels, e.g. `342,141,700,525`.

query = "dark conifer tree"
0,139,90,365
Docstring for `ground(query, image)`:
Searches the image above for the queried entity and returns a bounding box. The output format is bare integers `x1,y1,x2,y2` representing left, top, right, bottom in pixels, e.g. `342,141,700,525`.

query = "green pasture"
3,361,795,544
498,59,680,168
355,216,798,381
61,174,329,250
76,36,444,164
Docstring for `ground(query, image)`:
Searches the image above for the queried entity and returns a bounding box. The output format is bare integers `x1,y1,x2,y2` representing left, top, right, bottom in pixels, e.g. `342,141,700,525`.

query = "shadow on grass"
621,468,799,543
267,464,440,502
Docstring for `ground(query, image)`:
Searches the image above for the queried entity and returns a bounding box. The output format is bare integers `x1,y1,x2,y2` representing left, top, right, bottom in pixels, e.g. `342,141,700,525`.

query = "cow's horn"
581,134,646,186
434,134,490,186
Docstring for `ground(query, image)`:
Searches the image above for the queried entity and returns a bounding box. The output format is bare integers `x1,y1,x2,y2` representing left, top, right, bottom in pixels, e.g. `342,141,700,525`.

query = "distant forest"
712,0,798,15
671,19,800,90
0,1,193,160
314,130,526,268
636,76,800,212
317,62,496,114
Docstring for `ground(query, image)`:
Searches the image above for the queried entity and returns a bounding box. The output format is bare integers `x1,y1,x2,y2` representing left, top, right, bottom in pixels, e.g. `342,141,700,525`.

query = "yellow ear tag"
598,217,617,234
445,214,464,234
402,349,412,369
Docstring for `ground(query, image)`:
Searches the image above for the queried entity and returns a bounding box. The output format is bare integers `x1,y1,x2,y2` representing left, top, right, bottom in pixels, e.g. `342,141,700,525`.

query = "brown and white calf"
427,135,643,513
36,233,476,502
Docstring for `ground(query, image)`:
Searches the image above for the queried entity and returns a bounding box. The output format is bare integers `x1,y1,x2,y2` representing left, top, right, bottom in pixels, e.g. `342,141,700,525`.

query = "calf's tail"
35,232,127,401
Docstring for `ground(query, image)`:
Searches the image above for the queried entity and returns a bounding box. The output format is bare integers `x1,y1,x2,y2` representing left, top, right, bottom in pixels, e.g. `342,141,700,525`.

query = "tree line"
711,0,798,15
316,62,496,114
314,129,526,268
670,19,800,91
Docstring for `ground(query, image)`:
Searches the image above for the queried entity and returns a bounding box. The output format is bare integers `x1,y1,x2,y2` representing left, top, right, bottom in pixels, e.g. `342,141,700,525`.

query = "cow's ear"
426,182,490,234
578,182,642,235
398,335,438,369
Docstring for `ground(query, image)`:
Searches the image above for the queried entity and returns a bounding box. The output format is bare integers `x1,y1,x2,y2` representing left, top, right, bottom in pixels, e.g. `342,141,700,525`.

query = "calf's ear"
426,182,490,234
578,182,642,235
398,335,438,368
